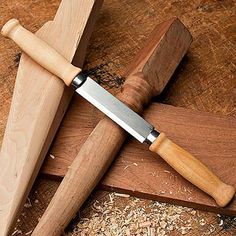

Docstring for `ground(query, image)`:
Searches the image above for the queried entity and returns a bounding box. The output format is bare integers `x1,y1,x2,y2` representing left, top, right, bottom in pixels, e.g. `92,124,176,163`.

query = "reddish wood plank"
42,102,236,215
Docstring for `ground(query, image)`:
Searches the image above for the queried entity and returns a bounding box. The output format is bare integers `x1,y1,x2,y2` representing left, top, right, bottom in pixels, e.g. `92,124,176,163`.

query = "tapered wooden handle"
1,19,81,86
150,133,235,207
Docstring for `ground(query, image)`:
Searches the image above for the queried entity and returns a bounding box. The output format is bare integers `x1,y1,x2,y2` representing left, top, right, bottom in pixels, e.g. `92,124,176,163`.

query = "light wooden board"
0,0,102,235
42,102,236,215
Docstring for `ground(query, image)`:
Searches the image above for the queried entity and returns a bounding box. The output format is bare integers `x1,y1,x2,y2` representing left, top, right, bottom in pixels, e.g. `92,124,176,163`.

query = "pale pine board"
42,101,236,215
0,0,102,234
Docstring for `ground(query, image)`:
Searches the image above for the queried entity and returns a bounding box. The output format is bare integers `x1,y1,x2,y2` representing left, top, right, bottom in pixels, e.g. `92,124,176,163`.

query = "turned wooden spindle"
118,72,154,112
30,18,194,235
33,72,157,236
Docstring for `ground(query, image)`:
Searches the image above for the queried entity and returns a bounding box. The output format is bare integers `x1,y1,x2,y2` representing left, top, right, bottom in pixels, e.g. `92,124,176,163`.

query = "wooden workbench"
0,0,235,235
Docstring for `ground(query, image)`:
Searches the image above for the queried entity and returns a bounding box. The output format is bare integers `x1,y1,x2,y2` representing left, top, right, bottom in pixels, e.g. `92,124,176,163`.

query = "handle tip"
215,184,235,207
1,19,20,38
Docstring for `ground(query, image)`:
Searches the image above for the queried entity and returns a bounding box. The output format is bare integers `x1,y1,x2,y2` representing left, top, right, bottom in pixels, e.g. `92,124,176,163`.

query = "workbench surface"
0,0,235,235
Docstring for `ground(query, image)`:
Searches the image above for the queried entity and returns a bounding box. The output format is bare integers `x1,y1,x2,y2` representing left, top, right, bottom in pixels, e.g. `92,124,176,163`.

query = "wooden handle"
149,133,235,207
1,19,81,86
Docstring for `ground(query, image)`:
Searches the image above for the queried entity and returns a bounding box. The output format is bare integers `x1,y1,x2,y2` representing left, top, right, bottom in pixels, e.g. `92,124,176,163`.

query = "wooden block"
42,102,236,215
0,0,102,235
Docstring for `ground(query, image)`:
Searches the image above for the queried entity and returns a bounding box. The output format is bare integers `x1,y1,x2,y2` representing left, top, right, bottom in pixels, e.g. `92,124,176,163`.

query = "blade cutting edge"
75,76,154,143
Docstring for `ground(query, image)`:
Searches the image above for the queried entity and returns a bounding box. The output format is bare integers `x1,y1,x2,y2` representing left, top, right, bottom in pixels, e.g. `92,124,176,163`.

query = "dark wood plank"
42,102,236,215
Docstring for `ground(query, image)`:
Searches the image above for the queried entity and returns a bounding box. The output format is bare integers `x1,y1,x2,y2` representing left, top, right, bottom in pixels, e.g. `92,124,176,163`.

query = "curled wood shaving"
50,154,55,159
24,198,32,208
114,193,130,198
71,193,196,235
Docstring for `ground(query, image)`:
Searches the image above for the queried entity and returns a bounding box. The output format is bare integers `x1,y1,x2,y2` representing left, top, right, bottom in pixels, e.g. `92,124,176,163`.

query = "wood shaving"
24,197,32,208
50,154,55,159
139,221,151,228
124,165,130,170
219,219,223,226
11,230,22,235
25,230,33,235
114,193,130,198
71,193,195,235
217,214,236,230
199,218,206,226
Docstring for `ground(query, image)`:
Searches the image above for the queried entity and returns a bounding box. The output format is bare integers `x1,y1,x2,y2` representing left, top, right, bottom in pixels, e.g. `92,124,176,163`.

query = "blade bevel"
75,76,154,143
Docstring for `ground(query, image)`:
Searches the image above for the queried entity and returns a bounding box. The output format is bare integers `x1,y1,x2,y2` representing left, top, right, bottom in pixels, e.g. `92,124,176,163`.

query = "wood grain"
149,132,235,207
42,103,236,215
0,0,235,234
32,18,192,235
0,0,102,235
1,19,82,86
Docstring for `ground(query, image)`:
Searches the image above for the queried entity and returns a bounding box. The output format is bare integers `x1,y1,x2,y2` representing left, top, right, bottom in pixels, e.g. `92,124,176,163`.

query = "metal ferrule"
145,129,160,144
71,73,87,89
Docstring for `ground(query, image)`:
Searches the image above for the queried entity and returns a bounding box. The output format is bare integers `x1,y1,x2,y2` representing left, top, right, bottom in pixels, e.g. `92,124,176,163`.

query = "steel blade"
75,76,154,143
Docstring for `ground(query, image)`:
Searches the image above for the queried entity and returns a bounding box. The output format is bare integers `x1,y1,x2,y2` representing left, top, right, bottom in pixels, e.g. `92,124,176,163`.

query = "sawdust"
11,191,236,235
70,193,195,235
68,193,236,235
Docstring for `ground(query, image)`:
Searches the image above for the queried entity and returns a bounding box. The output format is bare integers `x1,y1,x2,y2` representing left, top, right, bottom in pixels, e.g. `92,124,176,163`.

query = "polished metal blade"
75,76,154,143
